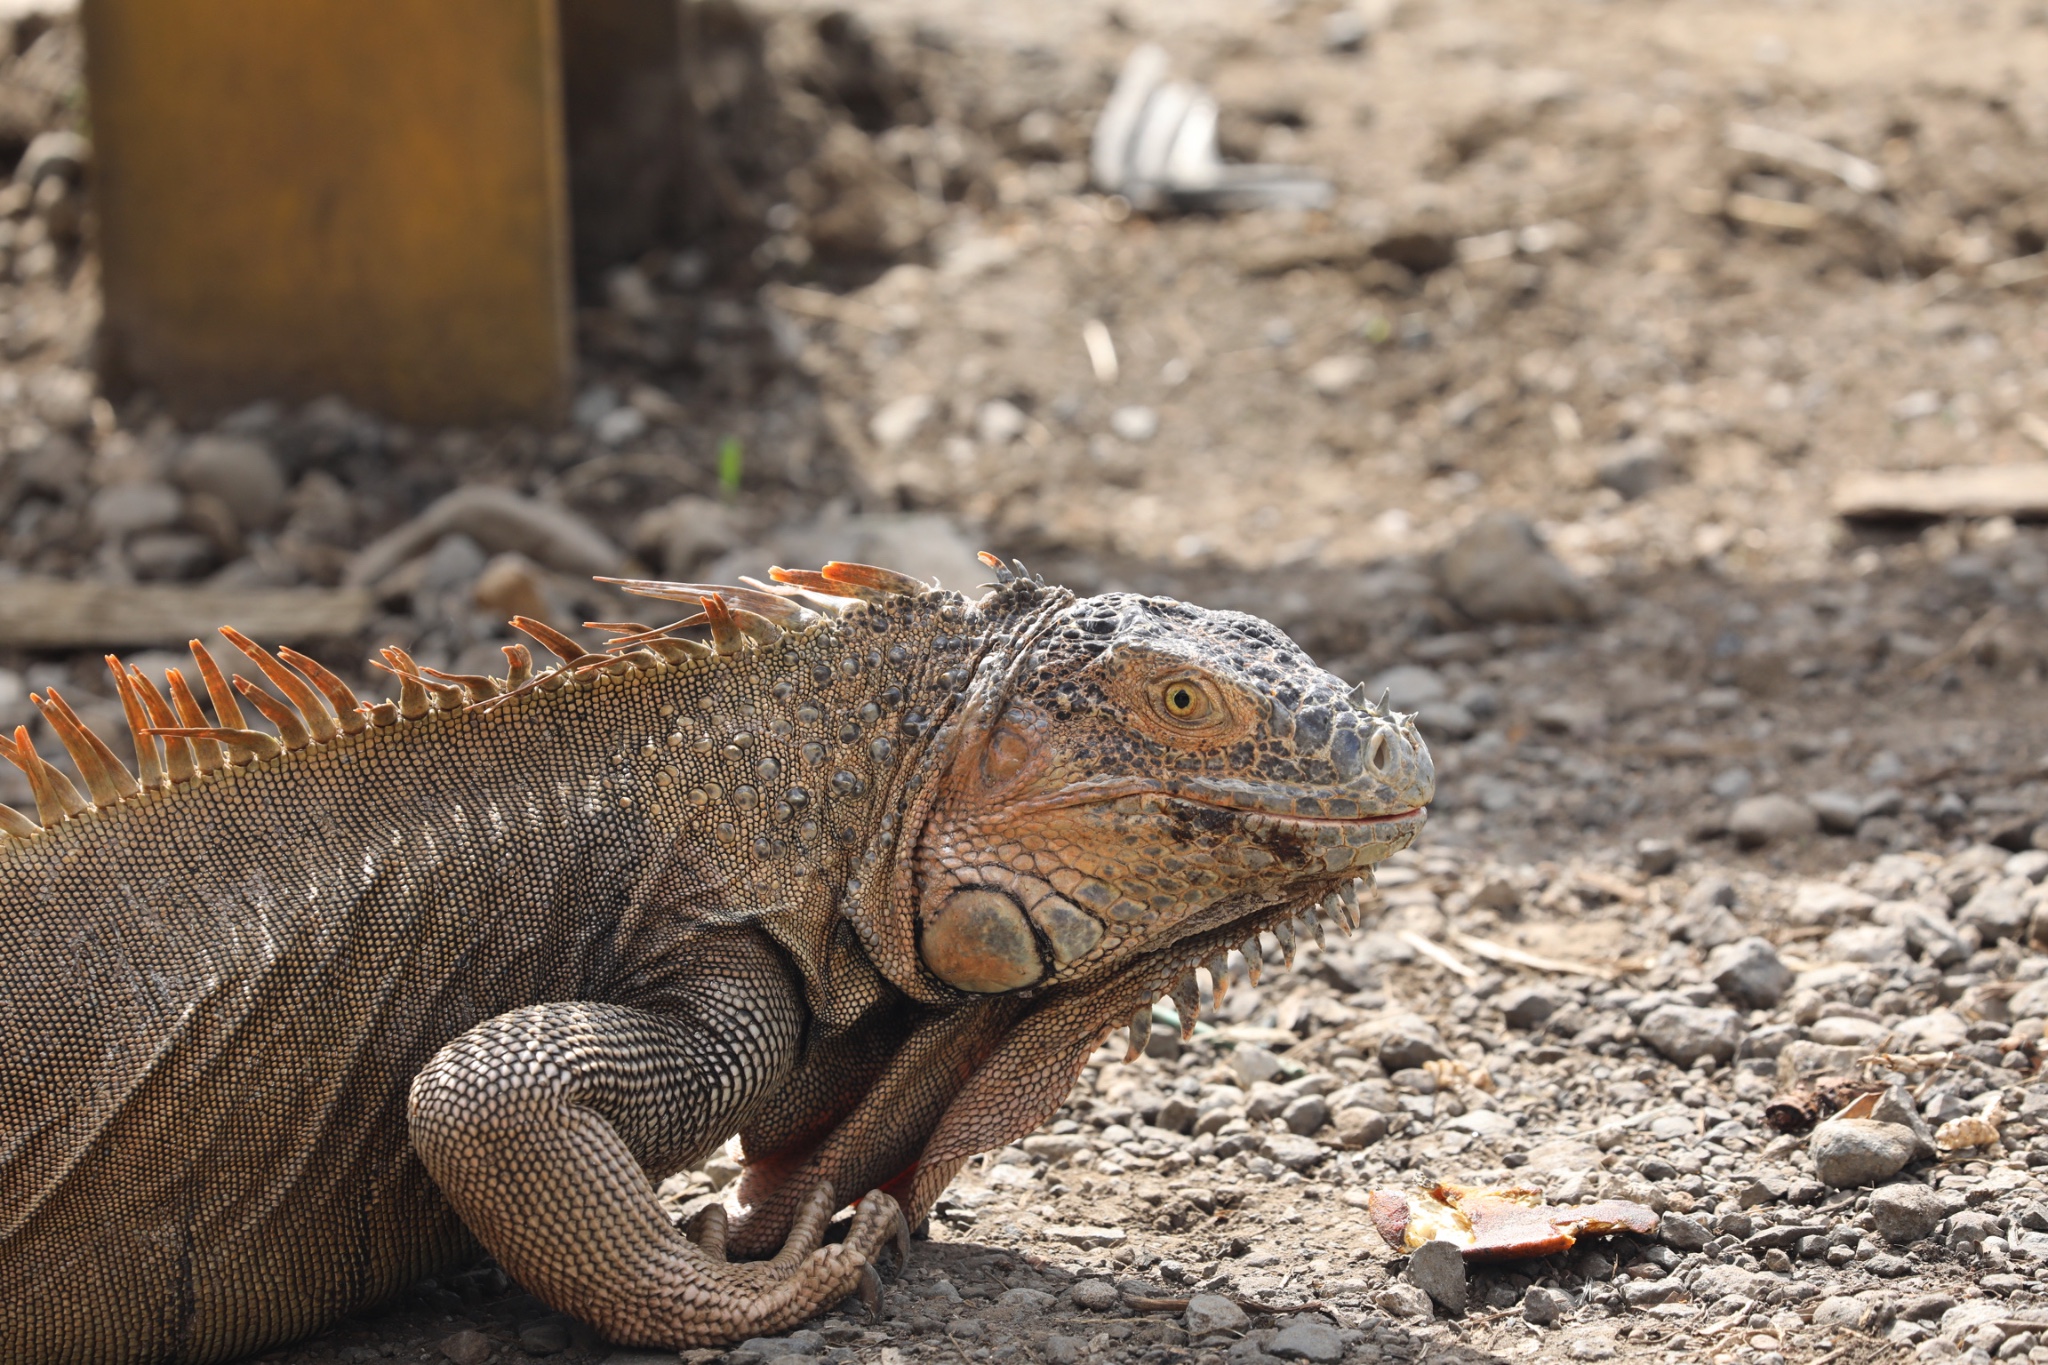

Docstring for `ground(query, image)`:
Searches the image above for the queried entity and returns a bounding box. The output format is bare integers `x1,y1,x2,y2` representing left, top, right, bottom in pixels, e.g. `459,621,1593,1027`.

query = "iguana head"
909,585,1432,1011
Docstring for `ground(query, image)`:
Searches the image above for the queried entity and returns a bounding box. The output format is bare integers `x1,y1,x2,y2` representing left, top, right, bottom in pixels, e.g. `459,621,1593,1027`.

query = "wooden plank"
0,579,374,649
82,0,572,426
1832,464,2048,520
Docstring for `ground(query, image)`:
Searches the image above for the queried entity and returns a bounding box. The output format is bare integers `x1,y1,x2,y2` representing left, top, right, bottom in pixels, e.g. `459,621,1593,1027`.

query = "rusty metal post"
82,0,575,426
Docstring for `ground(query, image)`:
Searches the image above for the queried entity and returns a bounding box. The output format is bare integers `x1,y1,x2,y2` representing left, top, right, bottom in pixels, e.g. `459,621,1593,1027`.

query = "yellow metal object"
83,0,573,426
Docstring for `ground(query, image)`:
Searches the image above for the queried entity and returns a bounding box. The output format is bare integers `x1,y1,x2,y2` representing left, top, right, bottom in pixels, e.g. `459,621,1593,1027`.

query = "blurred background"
1,0,2046,867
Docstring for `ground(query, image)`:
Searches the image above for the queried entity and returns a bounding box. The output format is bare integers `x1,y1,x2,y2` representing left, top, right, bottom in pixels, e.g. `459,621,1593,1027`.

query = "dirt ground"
7,0,2048,1362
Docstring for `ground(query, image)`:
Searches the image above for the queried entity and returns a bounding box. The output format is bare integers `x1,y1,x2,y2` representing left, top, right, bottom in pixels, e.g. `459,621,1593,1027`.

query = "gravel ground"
3,2,2048,1364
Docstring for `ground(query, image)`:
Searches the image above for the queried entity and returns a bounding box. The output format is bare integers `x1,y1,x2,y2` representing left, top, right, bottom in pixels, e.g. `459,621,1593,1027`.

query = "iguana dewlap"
0,555,1431,1362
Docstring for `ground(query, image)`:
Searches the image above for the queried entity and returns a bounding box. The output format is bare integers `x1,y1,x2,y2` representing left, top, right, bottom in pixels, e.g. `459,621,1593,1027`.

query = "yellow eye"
1161,681,1209,721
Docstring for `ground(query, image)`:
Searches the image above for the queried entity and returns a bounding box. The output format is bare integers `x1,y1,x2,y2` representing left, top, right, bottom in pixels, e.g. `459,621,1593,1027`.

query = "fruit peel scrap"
1365,1182,1658,1263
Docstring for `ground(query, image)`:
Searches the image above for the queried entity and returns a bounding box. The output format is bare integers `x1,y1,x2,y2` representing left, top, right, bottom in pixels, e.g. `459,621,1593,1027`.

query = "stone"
1730,794,1820,848
90,480,183,538
1156,1095,1199,1134
1869,1084,1938,1158
1262,1133,1327,1171
869,394,934,449
174,434,287,533
2012,977,2048,1019
1890,1011,1968,1052
1870,1182,1945,1244
1810,1119,1920,1187
1376,1019,1450,1072
719,507,983,593
999,1287,1058,1310
1789,881,1878,926
1069,1279,1120,1310
346,487,621,587
1809,1016,1888,1047
1045,1336,1084,1365
1811,1296,1872,1331
1875,901,1969,967
517,1318,573,1354
1366,664,1450,708
1777,1040,1867,1085
1707,937,1793,1008
1709,766,1754,801
1639,1004,1742,1067
631,496,745,577
1958,876,2031,942
1434,512,1591,624
1373,1283,1434,1319
1231,1046,1286,1086
1821,923,1910,963
1047,1225,1126,1249
17,129,88,187
1022,1134,1091,1162
127,531,215,581
1306,354,1370,395
1659,1211,1711,1251
439,1330,493,1365
1404,1239,1467,1313
1333,1107,1389,1148
1282,1095,1330,1136
471,552,552,625
1185,1294,1250,1336
975,399,1028,446
1445,1108,1517,1138
1806,789,1867,833
1267,1320,1345,1363
1596,440,1682,500
1690,1264,1769,1302
1636,837,1680,876
1109,405,1159,443
1497,985,1566,1029
1523,1285,1571,1325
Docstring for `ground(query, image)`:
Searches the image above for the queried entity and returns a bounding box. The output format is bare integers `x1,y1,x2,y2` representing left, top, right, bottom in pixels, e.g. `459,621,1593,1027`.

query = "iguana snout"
913,592,1432,997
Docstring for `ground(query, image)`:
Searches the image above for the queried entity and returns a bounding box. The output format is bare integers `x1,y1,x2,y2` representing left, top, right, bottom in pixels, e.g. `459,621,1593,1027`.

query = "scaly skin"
0,560,1431,1362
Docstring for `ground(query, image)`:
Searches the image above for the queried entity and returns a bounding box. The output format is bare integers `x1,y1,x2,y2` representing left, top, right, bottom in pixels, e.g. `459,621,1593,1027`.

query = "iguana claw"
857,1261,884,1319
890,1204,913,1272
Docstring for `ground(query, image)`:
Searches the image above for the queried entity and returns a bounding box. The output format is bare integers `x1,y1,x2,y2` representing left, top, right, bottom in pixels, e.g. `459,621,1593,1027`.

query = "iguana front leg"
408,932,904,1347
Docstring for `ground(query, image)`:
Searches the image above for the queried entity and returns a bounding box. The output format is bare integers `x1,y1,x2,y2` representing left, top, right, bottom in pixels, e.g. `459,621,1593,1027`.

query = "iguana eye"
1160,680,1210,722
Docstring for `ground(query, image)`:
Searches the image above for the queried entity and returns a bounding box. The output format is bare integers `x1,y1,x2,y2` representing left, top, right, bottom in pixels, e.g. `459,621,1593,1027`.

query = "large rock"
1869,1182,1945,1244
1267,1320,1346,1363
1184,1294,1249,1337
1497,985,1566,1029
709,507,985,593
1404,1239,1467,1314
1434,512,1591,624
1707,937,1792,1008
1262,1133,1327,1171
1810,1119,1919,1188
1958,876,2031,942
1730,794,1820,848
1376,1017,1450,1072
1639,1004,1741,1067
1874,901,1969,967
347,487,622,586
175,434,287,533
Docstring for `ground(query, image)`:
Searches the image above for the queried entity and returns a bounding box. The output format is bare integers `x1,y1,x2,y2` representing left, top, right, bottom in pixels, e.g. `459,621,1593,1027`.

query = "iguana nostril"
1367,731,1391,772
921,888,1045,993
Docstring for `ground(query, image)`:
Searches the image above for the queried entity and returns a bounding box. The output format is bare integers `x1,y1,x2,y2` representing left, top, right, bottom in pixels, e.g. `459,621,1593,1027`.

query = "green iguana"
0,554,1432,1363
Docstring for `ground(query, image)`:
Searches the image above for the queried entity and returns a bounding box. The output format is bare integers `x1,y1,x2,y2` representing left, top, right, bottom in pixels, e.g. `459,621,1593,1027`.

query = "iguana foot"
642,1182,907,1344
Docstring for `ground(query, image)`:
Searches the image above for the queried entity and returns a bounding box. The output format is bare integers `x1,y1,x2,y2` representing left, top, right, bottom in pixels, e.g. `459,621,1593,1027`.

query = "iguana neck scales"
0,555,1432,1362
